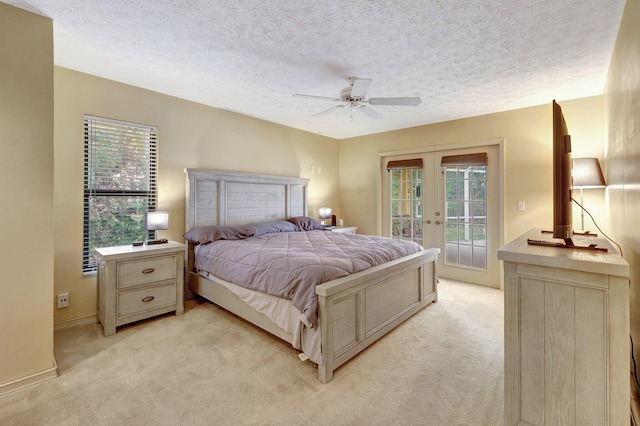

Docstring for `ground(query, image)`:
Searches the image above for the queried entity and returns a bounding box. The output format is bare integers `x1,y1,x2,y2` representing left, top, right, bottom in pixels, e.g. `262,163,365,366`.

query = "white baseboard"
0,315,98,399
0,357,58,399
54,313,98,331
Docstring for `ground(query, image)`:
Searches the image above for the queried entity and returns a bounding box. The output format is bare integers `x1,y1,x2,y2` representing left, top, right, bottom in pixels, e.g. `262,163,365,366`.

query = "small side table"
95,241,186,336
329,226,358,234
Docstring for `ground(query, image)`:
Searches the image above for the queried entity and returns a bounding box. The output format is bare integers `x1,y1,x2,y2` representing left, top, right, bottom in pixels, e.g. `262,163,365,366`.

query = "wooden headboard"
185,169,310,231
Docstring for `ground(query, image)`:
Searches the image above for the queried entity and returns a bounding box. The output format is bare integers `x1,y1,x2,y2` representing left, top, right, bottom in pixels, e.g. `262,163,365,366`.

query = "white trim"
377,138,504,157
497,140,506,290
54,313,98,331
0,358,58,398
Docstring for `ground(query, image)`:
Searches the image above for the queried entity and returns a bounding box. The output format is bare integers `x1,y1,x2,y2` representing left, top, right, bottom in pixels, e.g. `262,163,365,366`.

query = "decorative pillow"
183,225,253,245
286,216,326,231
243,220,298,236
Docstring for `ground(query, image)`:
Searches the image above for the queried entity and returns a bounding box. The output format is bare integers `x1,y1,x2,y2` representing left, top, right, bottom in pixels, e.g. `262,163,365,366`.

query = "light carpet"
0,279,504,425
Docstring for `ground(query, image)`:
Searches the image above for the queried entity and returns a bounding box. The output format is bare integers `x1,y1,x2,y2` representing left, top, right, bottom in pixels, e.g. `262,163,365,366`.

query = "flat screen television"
527,100,606,251
552,100,574,246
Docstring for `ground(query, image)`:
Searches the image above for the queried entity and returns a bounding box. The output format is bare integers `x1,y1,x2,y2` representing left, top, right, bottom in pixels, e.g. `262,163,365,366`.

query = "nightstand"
329,226,358,234
95,241,186,336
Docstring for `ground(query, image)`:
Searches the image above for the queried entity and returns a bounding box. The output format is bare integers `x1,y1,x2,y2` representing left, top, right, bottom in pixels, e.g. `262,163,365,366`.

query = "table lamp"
572,158,606,231
319,207,332,226
145,211,169,244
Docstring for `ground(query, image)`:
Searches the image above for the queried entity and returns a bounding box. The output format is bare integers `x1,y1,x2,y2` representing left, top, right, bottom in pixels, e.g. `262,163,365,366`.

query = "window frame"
82,115,158,274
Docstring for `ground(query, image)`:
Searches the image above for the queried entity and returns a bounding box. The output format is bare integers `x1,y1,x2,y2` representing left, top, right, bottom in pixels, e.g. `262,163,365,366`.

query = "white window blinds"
83,115,158,273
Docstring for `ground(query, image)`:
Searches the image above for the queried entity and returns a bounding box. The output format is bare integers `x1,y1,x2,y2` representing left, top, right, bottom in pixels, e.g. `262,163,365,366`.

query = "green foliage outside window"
83,116,157,273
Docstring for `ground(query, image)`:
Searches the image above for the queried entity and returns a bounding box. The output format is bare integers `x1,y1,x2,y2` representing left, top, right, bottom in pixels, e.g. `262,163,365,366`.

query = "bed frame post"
317,294,333,383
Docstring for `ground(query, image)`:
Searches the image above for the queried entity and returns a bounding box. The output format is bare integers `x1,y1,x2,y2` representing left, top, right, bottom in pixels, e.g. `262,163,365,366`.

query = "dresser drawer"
117,255,176,288
117,283,177,318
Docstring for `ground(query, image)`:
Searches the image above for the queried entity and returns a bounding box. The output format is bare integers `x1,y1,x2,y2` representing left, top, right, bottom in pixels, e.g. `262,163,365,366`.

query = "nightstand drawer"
117,255,176,288
117,283,177,318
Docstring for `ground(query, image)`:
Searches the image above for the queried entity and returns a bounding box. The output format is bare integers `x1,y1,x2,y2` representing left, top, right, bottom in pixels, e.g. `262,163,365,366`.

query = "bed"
184,168,439,382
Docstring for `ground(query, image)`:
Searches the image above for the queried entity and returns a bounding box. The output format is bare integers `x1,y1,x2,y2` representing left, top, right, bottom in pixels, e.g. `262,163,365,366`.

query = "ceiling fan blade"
293,94,342,102
350,78,372,98
359,105,383,120
368,97,422,106
311,104,346,118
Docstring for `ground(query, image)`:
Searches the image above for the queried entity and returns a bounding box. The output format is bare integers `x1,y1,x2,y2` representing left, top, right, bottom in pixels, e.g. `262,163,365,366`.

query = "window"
83,116,158,273
388,159,423,245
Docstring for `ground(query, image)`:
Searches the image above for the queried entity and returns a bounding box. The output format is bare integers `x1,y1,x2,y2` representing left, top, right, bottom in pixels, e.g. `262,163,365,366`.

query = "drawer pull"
142,268,155,274
141,296,155,303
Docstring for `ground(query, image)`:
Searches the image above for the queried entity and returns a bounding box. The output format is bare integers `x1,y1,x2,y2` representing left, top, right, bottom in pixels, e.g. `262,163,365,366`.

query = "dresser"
95,241,186,336
497,229,629,425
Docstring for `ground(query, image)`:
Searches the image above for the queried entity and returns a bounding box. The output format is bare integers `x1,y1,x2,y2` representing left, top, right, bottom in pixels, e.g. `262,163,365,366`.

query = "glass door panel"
434,146,500,287
444,165,487,270
390,168,422,245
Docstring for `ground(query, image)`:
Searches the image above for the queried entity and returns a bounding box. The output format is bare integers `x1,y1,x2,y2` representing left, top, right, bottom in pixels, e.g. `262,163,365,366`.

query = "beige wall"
53,67,339,324
605,0,640,371
339,96,605,244
0,4,55,389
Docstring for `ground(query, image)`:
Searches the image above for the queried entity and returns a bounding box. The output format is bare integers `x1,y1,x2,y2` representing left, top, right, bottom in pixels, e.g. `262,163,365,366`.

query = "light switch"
517,201,525,212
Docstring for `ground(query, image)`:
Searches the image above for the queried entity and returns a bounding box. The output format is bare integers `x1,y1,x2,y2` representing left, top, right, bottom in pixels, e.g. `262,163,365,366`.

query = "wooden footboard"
316,248,439,382
187,245,438,382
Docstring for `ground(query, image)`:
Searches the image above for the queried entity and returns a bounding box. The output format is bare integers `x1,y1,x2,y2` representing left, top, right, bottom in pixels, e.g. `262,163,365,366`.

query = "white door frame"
378,138,505,289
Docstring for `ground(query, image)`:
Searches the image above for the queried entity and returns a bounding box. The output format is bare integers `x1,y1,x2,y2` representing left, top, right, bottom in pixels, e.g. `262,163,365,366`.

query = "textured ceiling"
5,0,626,139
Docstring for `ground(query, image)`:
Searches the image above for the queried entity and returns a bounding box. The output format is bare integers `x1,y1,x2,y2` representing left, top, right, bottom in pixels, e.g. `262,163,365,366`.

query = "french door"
383,145,501,288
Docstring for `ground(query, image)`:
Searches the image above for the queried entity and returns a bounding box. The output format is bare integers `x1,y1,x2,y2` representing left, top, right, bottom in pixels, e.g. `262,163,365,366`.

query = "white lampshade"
146,211,169,231
572,158,606,188
572,158,606,231
319,207,332,220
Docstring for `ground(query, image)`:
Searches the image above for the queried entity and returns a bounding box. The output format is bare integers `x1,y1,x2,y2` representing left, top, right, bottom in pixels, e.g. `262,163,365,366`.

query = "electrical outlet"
57,292,69,309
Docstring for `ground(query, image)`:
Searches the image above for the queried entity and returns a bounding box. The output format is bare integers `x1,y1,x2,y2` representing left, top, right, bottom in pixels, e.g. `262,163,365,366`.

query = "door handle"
435,220,442,225
424,220,431,225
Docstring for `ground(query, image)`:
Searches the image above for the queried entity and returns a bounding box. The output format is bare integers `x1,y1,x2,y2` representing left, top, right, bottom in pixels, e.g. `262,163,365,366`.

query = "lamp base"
146,238,168,245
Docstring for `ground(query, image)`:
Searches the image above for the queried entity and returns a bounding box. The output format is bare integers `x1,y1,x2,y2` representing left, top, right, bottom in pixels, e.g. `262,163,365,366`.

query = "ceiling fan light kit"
293,77,421,119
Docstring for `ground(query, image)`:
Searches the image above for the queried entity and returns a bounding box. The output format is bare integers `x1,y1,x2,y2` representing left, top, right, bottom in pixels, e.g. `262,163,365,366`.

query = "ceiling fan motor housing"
340,87,364,103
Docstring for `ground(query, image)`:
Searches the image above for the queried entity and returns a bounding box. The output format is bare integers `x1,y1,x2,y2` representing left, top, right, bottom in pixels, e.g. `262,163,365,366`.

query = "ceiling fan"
293,77,421,119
